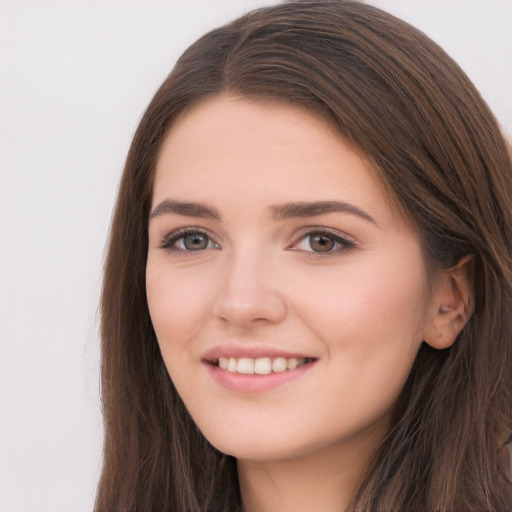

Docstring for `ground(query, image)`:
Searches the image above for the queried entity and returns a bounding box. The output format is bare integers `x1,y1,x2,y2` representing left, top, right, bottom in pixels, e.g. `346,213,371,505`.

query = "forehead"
156,95,347,176
152,94,405,231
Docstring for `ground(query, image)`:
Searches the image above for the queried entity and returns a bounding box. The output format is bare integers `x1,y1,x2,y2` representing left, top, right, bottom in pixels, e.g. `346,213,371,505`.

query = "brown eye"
309,234,335,252
292,230,355,255
183,233,209,250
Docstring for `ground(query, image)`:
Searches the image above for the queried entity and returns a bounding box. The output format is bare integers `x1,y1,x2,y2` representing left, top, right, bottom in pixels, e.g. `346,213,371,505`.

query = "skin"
146,95,469,512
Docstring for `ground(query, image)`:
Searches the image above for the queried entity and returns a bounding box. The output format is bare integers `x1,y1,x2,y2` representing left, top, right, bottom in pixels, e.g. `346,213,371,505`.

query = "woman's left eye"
293,231,355,254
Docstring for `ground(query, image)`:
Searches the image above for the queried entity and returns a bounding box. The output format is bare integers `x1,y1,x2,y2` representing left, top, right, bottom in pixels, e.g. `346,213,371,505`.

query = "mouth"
209,356,316,375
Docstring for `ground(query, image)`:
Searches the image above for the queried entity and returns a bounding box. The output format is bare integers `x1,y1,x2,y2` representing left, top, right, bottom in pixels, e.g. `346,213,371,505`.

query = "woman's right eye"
162,230,220,252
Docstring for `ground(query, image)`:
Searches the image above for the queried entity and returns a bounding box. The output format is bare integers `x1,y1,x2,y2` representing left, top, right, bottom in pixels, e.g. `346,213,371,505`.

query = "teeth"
216,356,310,375
237,358,254,374
272,357,287,373
287,357,305,370
227,357,237,372
255,357,272,375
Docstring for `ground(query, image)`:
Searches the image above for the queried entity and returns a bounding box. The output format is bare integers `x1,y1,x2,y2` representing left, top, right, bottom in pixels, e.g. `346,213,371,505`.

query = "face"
146,95,434,463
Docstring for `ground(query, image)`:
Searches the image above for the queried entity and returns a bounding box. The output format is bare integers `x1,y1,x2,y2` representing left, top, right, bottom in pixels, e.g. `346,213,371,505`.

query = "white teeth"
227,357,237,372
287,357,305,370
254,357,272,375
216,356,311,375
237,357,255,374
272,357,287,373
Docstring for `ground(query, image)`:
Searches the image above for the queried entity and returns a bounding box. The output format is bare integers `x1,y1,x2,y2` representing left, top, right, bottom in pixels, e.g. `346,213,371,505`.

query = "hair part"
96,2,512,510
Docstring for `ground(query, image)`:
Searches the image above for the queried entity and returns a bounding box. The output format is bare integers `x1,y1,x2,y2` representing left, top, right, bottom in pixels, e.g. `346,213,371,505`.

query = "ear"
423,255,474,350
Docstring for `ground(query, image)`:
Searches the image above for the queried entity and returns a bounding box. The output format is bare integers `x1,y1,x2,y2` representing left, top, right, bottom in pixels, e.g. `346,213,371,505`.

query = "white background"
0,1,510,511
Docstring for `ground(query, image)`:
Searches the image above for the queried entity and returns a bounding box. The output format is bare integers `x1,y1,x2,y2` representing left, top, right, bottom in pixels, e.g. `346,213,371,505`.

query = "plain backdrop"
0,1,510,510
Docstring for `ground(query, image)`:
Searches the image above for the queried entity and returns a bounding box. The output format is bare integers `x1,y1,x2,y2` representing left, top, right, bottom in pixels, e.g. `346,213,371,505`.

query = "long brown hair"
96,1,512,510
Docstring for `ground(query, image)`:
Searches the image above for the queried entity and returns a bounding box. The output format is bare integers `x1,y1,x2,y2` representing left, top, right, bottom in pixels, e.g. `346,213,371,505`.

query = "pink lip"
201,351,316,394
202,344,314,362
205,362,316,393
205,362,315,393
201,344,318,393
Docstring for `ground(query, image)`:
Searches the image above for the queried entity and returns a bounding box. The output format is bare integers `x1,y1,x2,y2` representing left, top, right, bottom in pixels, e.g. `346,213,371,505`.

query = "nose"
212,249,288,328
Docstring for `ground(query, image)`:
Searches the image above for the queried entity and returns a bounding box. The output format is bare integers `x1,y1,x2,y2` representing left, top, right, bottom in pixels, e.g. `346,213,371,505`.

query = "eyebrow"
270,200,378,226
150,199,221,221
149,198,378,226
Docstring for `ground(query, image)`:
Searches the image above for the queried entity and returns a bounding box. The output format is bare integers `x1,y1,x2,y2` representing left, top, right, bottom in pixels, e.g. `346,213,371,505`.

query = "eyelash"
290,229,356,256
160,228,356,255
161,228,220,254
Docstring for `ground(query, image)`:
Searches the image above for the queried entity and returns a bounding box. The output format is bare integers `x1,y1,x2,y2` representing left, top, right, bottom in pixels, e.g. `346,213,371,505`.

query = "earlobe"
424,255,474,350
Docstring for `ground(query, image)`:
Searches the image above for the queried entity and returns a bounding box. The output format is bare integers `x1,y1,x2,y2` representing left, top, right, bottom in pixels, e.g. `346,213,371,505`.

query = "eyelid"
158,225,356,255
161,226,220,252
289,226,357,254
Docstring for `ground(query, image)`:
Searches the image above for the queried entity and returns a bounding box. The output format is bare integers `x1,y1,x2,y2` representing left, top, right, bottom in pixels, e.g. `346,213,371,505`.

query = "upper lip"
202,344,316,362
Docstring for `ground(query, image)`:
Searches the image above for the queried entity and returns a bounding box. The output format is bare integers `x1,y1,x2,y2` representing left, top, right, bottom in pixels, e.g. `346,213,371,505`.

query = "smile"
213,356,315,375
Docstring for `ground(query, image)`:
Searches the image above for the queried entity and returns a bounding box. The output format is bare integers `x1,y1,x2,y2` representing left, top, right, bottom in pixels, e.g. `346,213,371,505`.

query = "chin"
193,406,392,466
198,420,348,464
210,436,312,463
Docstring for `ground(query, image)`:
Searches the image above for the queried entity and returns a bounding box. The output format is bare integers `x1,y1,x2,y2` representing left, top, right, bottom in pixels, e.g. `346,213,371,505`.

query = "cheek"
292,261,426,436
146,263,213,353
300,249,427,345
293,252,427,396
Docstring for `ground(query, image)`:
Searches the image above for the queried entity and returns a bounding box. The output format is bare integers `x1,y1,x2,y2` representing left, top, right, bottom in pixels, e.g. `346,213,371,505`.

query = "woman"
96,1,512,510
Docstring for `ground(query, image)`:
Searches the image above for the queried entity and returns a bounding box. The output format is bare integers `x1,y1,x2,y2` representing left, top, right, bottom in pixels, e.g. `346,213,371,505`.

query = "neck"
237,430,381,512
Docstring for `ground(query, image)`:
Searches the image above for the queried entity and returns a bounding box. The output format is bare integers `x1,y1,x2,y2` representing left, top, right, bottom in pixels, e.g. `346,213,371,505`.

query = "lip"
204,360,316,392
201,344,317,393
202,344,314,361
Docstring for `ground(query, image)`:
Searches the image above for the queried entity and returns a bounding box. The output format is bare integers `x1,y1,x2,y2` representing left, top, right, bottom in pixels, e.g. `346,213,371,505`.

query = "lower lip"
204,361,316,393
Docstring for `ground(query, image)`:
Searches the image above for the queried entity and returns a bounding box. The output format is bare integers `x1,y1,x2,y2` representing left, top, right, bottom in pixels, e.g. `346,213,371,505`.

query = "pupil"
184,233,208,250
310,234,334,252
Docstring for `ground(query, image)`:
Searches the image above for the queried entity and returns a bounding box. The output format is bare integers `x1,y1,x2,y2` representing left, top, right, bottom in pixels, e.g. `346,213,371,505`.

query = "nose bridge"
213,240,287,327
